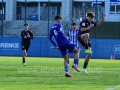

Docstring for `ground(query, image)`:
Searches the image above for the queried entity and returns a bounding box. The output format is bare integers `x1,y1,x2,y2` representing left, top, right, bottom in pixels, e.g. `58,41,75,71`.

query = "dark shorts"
59,43,76,57
78,36,91,47
22,45,30,52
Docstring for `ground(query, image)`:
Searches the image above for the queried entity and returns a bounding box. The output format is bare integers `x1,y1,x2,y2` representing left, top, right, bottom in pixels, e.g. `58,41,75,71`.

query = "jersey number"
53,30,58,35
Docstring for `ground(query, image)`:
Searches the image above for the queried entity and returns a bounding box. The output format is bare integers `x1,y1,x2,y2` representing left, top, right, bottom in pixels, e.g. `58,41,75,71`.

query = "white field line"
105,85,120,90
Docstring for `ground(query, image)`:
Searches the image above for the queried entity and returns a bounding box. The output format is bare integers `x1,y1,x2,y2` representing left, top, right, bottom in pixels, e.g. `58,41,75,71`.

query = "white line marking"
105,85,120,90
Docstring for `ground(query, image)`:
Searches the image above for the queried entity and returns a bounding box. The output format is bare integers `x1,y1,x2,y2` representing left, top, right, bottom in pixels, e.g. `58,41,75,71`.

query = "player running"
66,22,80,69
78,12,106,74
49,15,80,77
21,23,33,66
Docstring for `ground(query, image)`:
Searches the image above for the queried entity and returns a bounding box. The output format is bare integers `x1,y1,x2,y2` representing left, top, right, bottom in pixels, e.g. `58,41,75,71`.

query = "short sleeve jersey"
21,30,33,46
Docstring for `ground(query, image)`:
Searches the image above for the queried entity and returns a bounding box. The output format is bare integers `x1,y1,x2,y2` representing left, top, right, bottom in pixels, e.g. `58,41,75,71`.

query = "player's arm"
49,33,59,49
80,22,94,32
49,31,57,47
96,14,106,26
29,31,33,39
20,31,23,39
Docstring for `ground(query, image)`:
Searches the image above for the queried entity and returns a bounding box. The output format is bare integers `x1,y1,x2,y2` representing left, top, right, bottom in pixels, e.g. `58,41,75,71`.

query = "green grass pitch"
0,56,120,90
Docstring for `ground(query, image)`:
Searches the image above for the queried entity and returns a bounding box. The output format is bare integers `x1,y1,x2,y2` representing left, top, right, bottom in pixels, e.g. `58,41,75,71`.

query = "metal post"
48,0,50,36
95,0,97,39
38,2,40,21
94,0,97,59
25,0,27,23
1,0,4,37
82,3,86,19
72,0,73,23
96,0,98,22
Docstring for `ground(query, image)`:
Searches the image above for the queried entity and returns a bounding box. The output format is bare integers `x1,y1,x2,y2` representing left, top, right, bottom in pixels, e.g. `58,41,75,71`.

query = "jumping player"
78,12,106,74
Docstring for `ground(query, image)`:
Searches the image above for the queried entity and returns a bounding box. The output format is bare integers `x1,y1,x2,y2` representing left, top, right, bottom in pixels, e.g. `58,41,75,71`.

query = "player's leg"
66,48,80,68
88,42,92,52
72,47,80,66
82,42,92,74
66,43,80,72
66,52,70,65
22,46,27,66
84,54,91,68
76,47,80,66
81,33,92,54
59,46,72,77
82,54,91,75
84,42,92,68
81,33,88,49
66,49,73,65
26,45,30,54
22,45,30,66
63,55,72,77
72,47,80,72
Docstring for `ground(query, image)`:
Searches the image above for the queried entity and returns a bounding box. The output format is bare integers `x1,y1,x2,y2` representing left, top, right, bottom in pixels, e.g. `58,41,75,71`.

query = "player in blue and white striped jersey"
66,22,80,69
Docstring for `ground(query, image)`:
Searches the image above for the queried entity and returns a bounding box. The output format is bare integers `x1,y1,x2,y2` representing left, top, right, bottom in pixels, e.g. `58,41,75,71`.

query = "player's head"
87,12,95,22
24,23,29,30
72,22,77,30
55,15,62,23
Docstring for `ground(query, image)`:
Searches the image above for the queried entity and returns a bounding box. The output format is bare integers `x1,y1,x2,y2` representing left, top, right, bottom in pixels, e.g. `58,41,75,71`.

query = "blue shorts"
59,43,75,57
67,46,79,54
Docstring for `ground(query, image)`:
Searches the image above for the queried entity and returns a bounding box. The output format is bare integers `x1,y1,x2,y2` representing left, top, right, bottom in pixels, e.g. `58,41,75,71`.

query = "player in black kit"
78,12,106,74
21,23,33,66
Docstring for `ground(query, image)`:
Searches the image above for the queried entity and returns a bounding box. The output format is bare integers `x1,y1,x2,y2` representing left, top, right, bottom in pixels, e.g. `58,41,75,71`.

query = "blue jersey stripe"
68,29,79,47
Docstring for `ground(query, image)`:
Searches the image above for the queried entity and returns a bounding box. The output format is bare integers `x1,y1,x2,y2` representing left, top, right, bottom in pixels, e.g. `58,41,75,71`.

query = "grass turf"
0,57,120,90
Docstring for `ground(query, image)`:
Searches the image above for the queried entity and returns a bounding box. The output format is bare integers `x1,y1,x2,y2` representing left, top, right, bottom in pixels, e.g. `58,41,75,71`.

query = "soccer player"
66,22,80,68
21,23,33,66
49,15,80,77
78,12,106,74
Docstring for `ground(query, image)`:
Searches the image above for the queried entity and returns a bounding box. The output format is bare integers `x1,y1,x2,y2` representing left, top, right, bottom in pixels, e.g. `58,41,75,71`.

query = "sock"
77,61,78,66
22,57,25,63
85,44,88,49
73,59,78,66
67,60,69,64
64,66,69,73
83,63,88,69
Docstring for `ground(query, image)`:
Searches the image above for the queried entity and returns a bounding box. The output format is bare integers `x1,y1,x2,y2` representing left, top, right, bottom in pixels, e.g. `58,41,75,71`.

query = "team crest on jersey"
82,23,85,26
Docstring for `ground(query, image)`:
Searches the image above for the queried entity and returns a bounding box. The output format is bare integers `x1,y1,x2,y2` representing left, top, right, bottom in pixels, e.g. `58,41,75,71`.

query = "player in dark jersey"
66,22,80,67
21,23,33,66
49,15,80,77
78,12,106,74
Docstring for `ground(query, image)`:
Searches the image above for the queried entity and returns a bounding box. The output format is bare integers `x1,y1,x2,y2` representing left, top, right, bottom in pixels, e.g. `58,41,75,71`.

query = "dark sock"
85,44,88,49
22,57,25,63
77,61,78,66
67,60,69,64
83,63,88,69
